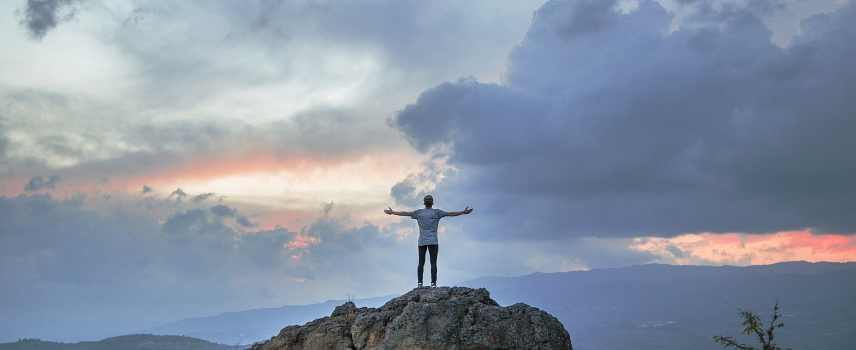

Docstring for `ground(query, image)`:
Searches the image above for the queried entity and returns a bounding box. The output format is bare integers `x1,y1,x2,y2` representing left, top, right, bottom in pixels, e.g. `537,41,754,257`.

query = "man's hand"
447,207,473,217
385,207,410,216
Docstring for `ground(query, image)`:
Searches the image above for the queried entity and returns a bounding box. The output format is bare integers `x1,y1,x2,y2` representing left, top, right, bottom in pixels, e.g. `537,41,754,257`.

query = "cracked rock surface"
250,286,572,350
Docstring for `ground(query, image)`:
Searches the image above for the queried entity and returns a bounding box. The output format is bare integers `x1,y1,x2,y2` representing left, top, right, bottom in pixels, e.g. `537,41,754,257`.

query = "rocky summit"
250,286,572,350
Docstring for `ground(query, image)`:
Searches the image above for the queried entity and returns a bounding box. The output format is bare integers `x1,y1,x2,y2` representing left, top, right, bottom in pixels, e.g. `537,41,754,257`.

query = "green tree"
713,301,791,350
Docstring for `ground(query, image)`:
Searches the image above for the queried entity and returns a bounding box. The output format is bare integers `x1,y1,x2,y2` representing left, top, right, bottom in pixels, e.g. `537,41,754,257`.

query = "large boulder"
251,286,572,350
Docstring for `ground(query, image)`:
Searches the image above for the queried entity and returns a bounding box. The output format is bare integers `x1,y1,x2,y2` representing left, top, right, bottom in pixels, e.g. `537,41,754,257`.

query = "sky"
2,0,856,341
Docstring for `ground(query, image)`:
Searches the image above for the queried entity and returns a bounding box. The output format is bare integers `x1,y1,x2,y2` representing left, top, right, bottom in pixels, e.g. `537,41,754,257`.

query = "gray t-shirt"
410,208,448,246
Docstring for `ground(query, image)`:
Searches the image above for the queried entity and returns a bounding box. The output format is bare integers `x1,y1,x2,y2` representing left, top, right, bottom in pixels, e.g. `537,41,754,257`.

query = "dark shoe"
431,282,437,287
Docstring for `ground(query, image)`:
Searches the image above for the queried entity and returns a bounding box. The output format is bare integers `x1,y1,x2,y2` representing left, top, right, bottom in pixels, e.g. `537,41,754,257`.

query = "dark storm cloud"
390,0,856,238
17,0,80,41
140,185,153,194
557,0,619,38
23,175,59,192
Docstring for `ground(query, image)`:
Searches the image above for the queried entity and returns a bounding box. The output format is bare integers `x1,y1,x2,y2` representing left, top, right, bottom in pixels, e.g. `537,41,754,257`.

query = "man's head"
423,195,433,208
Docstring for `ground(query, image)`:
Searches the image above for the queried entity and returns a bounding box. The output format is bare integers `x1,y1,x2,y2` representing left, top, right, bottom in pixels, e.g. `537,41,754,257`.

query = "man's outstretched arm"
384,207,411,216
446,207,473,217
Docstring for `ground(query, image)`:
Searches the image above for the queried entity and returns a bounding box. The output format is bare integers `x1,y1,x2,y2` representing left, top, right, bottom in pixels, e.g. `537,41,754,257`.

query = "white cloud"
0,0,543,189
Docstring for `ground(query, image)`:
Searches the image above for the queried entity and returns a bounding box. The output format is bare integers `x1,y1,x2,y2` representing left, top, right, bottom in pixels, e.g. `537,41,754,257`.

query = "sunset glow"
631,231,856,266
284,235,320,249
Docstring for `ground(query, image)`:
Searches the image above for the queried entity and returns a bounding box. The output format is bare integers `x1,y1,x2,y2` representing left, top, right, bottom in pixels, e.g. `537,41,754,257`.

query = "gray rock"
250,286,572,350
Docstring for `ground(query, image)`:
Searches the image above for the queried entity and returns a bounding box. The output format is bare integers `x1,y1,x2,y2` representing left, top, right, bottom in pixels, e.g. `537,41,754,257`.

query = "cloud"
190,192,215,202
631,231,856,265
0,0,544,191
665,245,686,259
162,208,211,234
6,191,790,337
17,0,80,41
390,0,856,239
0,193,411,325
0,125,8,162
140,185,152,194
167,188,187,202
209,204,237,217
108,0,541,98
61,191,86,207
23,175,59,192
206,204,256,227
0,89,403,183
294,213,405,280
390,151,455,206
236,214,259,228
2,192,509,322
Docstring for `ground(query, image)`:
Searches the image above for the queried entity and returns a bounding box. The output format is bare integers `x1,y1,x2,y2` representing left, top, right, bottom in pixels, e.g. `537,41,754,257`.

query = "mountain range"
150,261,856,349
463,261,856,350
4,261,854,349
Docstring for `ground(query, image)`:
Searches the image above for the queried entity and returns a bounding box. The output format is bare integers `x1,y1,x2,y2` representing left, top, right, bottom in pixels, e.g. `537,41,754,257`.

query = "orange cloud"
3,148,418,198
0,153,308,197
632,230,856,265
284,235,320,249
113,152,350,194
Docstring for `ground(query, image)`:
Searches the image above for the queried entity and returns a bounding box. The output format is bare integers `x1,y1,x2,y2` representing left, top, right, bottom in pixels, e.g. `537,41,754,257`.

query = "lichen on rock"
251,286,572,350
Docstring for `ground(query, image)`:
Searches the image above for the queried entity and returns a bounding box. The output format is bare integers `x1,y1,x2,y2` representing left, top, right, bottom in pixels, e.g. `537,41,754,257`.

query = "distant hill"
0,334,233,350
461,261,856,350
144,295,393,345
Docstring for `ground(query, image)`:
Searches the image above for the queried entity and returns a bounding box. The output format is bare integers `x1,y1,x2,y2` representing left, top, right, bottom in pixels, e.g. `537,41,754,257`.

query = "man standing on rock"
385,195,473,287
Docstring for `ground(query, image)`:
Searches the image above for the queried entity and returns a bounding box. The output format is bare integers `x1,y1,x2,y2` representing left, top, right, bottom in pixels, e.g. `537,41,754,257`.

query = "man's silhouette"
385,195,473,287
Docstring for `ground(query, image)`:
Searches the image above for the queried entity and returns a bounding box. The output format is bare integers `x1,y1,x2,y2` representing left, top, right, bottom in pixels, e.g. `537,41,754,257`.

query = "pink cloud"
632,231,856,265
283,235,320,249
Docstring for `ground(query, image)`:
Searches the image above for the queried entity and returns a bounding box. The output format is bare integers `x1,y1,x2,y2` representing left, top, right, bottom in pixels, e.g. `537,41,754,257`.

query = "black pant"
418,244,438,284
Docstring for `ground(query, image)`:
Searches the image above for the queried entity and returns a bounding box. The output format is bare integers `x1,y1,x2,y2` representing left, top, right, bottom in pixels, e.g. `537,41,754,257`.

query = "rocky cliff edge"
250,286,572,350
